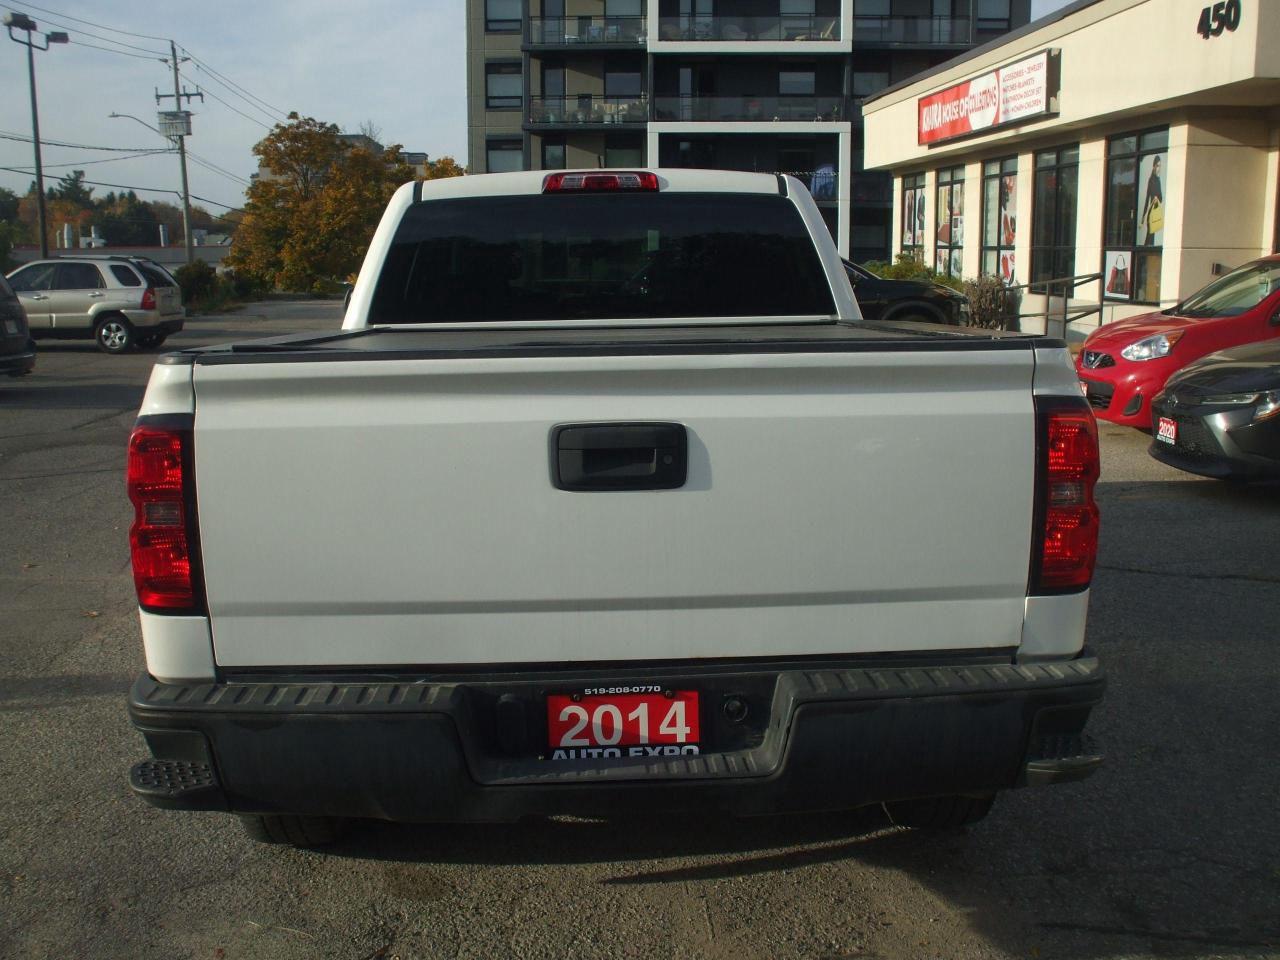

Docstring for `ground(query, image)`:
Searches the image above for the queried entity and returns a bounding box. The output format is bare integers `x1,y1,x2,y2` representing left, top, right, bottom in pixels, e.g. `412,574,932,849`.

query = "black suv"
844,260,969,326
0,272,35,379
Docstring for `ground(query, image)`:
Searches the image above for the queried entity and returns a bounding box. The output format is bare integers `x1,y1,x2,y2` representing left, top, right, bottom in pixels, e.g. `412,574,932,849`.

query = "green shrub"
174,260,217,303
862,252,965,293
172,263,267,313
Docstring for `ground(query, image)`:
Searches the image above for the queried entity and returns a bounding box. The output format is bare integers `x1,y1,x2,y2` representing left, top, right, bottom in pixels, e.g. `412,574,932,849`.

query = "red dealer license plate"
1157,417,1177,444
546,689,700,760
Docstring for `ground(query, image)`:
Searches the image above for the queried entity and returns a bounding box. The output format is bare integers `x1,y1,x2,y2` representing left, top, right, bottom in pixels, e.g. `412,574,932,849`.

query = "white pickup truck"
126,170,1104,847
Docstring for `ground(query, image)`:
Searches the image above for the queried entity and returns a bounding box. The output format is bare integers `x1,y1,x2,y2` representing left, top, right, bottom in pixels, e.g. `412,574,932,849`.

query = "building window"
852,71,889,98
605,71,642,98
486,138,524,173
900,172,925,258
485,0,521,32
605,143,644,167
1031,145,1079,292
542,137,566,169
935,165,965,278
976,0,1012,30
1103,127,1168,304
982,157,1017,285
779,69,816,96
486,62,522,110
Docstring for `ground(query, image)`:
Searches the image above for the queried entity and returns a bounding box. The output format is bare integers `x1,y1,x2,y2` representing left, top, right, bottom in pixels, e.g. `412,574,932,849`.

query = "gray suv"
6,256,185,354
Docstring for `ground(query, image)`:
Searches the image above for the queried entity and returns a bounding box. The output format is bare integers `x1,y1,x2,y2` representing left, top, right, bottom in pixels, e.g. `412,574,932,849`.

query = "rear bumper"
0,344,35,376
123,311,185,334
128,654,1105,822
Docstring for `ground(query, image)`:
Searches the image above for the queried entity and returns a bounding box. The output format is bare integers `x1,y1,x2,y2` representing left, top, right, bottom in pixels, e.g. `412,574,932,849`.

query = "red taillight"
1032,397,1100,593
127,422,202,611
543,171,659,193
140,287,156,310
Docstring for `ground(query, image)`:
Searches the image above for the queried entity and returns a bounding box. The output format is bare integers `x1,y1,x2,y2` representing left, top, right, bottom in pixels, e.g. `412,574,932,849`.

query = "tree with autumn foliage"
227,113,462,293
424,156,466,180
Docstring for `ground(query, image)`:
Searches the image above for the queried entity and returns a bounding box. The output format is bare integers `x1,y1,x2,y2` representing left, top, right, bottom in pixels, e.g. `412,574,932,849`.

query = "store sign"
918,50,1059,146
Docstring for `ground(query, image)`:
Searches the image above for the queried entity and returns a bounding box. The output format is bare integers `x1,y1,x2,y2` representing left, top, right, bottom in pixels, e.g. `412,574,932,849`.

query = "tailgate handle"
552,422,687,491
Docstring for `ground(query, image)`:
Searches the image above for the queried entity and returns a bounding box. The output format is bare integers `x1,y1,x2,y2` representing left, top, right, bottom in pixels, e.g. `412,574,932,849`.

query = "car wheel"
94,315,134,354
883,794,994,830
136,333,168,350
236,814,346,847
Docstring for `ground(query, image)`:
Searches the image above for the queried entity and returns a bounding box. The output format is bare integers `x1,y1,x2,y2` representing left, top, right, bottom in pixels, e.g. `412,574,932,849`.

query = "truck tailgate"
192,347,1035,668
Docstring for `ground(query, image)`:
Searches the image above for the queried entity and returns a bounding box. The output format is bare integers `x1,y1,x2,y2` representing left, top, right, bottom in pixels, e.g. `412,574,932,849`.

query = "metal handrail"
1006,272,1103,338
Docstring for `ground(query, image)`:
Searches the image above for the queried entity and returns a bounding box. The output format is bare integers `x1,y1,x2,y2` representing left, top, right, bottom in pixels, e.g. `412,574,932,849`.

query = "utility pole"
156,40,202,265
5,14,67,259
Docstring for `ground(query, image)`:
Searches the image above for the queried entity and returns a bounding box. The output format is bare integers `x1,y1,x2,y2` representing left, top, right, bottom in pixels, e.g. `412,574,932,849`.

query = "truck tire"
236,814,345,847
883,794,994,830
94,315,134,354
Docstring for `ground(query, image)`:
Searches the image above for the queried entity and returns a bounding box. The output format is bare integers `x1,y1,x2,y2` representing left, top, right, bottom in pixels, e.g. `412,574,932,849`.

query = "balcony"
527,95,648,127
525,16,646,48
851,16,974,45
655,15,839,42
653,95,847,123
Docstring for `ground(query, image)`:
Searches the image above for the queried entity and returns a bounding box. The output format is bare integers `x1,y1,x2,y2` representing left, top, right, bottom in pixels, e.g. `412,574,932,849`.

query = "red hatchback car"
1077,256,1280,427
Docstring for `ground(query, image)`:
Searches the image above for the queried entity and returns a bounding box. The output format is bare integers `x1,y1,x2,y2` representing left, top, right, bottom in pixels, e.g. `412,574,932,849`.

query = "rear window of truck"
368,192,836,323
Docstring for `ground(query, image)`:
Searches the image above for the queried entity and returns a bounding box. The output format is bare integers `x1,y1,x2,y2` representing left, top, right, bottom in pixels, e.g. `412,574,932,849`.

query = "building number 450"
1197,0,1241,39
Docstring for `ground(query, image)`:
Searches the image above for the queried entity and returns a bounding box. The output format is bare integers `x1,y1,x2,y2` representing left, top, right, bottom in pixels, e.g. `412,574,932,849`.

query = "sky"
1031,0,1074,18
0,0,466,221
0,0,1075,224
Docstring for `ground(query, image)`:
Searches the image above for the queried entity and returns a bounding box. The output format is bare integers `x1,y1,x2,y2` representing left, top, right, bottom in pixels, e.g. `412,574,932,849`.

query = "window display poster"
1000,251,1015,286
1105,249,1131,299
1138,152,1166,247
1000,173,1016,245
902,184,925,247
936,184,964,248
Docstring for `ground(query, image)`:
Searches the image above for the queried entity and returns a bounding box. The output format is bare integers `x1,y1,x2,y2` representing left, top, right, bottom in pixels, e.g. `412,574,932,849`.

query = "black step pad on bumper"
130,759,224,810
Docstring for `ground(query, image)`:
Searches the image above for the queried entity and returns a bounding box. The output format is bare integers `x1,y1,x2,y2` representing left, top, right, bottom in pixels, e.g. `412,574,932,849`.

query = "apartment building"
466,0,1030,260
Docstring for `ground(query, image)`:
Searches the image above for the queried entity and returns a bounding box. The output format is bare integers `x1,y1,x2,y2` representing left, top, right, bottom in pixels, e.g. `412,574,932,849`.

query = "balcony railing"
526,16,646,45
656,14,840,41
528,95,648,125
782,169,839,199
852,15,974,44
653,95,847,123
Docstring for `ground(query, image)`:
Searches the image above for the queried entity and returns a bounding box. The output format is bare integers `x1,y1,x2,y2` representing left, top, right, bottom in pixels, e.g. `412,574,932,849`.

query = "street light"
5,13,67,259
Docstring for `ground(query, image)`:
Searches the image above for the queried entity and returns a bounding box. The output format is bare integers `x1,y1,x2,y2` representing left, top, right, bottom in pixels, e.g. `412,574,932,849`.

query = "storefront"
861,0,1280,337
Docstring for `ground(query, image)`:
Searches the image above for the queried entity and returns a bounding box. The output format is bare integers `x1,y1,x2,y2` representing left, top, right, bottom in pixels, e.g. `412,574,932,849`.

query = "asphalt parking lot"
1,303,1277,960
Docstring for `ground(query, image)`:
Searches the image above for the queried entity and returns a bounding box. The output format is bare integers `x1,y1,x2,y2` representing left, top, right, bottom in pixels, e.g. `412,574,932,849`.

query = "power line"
192,194,244,214
1,129,249,187
186,60,284,126
0,166,242,210
181,47,286,118
3,4,168,55
185,153,250,187
4,1,171,43
4,150,172,171
65,38,165,61
200,86,274,130
0,130,163,152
